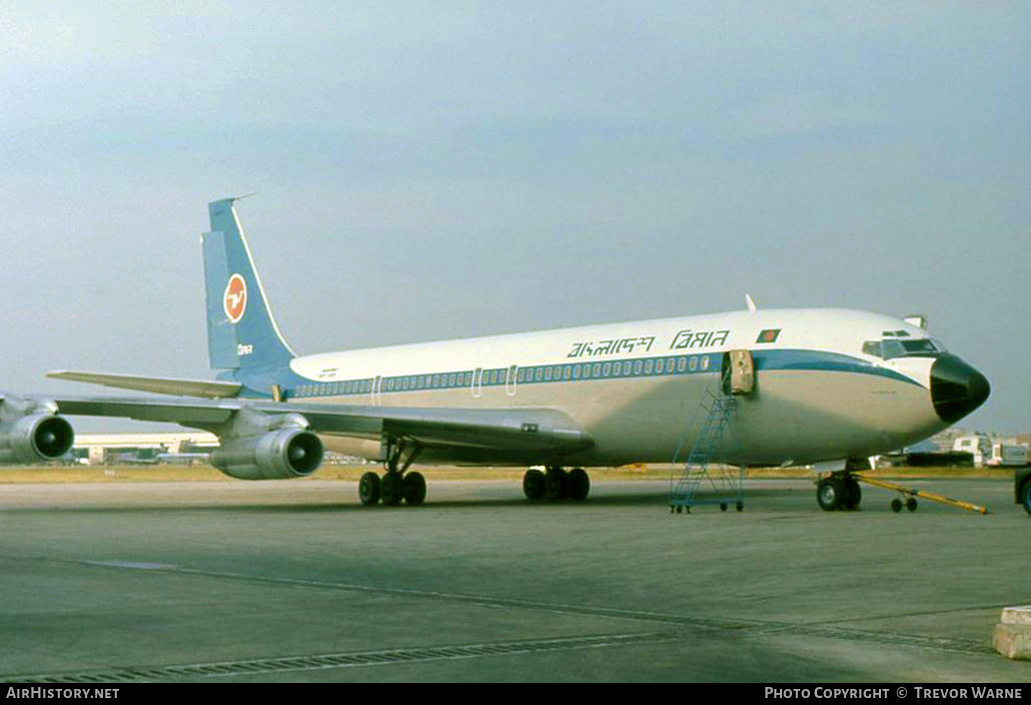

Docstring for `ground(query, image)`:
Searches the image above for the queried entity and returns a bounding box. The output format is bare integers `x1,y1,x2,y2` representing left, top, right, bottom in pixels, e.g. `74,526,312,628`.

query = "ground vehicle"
1016,466,1031,516
953,433,992,466
989,443,1029,466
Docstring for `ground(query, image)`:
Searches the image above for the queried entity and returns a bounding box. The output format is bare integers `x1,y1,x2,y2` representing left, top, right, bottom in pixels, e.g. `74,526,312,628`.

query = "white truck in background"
988,443,1029,467
953,433,1030,467
952,434,992,466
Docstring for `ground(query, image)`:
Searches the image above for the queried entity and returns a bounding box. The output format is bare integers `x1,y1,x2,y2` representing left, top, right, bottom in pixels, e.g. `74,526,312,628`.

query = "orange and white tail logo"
223,273,248,323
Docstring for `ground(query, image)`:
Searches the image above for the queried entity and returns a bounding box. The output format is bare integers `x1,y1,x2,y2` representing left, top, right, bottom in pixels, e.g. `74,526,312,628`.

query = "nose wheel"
816,472,863,511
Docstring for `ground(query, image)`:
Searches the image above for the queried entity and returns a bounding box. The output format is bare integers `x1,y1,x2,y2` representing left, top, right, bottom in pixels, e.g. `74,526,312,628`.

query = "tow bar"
855,474,990,514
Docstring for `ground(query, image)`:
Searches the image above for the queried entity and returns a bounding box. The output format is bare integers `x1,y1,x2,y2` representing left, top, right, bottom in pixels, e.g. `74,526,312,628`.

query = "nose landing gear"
816,472,862,511
816,471,990,514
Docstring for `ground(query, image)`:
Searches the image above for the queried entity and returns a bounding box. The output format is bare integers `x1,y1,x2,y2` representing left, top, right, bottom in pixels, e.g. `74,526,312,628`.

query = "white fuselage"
279,308,949,468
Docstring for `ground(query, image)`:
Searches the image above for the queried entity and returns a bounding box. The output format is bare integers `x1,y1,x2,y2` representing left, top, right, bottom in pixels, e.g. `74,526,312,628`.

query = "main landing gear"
359,438,426,507
522,466,591,501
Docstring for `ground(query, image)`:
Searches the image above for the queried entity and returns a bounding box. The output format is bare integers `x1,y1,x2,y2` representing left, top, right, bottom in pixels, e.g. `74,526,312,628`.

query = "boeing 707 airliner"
47,197,991,511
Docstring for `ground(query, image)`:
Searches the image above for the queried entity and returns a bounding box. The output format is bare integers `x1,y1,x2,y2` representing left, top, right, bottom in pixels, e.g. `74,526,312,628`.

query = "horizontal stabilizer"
47,371,242,399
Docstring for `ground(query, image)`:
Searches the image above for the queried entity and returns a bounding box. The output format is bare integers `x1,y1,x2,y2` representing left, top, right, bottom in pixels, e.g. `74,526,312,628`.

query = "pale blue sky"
1,2,1028,433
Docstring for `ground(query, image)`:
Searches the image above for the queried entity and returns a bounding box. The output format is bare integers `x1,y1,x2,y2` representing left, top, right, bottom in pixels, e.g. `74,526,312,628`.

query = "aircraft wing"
47,371,242,399
52,397,594,454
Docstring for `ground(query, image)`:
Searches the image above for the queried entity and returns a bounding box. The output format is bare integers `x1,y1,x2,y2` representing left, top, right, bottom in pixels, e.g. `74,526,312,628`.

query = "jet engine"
210,412,324,480
0,397,75,464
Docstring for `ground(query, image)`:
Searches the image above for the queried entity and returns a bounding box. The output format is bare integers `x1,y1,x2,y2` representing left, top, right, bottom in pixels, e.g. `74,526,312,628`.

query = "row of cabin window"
292,354,713,398
294,372,479,398
517,355,710,384
384,370,482,392
294,378,374,398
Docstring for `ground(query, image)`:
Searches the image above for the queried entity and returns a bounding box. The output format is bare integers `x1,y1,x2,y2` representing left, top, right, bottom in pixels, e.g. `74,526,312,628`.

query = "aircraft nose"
930,354,990,423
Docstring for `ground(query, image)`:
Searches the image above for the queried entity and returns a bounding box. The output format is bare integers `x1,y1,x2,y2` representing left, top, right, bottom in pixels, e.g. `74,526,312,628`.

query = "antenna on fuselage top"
745,294,758,314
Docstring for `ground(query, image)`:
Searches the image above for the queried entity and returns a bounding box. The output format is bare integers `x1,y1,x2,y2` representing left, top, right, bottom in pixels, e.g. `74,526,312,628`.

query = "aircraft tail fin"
203,198,296,375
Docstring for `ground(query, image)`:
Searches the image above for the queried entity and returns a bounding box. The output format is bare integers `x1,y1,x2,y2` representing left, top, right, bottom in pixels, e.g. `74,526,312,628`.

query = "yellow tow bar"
854,473,990,515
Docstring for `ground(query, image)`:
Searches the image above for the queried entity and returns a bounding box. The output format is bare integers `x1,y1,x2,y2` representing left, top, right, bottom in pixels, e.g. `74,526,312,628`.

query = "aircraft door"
372,376,382,406
472,368,483,398
721,350,755,396
506,365,518,396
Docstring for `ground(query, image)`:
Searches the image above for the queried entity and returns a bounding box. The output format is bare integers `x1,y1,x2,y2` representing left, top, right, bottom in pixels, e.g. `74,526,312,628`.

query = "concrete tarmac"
0,476,1028,682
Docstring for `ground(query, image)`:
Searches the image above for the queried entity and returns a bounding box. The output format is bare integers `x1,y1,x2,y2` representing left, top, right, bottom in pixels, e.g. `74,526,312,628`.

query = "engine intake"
210,428,323,480
0,413,75,464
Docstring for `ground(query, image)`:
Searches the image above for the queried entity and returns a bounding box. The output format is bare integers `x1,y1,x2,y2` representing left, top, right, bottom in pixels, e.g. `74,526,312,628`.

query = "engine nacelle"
210,428,323,480
0,413,75,464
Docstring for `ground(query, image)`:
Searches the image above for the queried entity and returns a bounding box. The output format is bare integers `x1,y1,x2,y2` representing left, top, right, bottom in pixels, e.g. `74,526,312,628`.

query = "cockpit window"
863,337,945,360
862,341,882,358
881,339,907,359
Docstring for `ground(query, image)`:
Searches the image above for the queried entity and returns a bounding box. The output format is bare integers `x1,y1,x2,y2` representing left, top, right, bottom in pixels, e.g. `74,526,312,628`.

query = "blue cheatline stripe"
240,348,923,400
753,349,923,387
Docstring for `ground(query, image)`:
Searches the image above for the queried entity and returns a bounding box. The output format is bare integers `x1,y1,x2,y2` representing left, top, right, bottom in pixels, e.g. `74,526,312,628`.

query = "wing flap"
296,404,593,452
54,397,238,426
52,397,594,455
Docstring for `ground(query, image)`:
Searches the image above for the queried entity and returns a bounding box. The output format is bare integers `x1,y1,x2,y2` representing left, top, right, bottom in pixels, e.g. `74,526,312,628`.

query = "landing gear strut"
522,466,590,501
359,436,426,507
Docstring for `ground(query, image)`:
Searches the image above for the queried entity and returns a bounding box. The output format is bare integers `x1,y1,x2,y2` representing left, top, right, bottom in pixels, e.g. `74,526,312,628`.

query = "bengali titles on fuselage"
670,329,731,351
566,329,732,359
566,336,656,359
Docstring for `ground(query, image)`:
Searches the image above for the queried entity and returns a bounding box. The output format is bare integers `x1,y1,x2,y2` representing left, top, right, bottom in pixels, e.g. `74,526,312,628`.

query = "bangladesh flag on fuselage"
756,329,781,344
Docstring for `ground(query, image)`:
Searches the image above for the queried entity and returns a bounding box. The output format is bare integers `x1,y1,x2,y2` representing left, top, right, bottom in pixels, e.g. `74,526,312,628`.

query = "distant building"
73,433,219,465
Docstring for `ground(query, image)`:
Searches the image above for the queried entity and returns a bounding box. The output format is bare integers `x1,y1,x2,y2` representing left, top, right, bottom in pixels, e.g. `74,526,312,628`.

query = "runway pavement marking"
66,556,997,656
1,551,996,683
3,632,681,683
82,560,179,570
